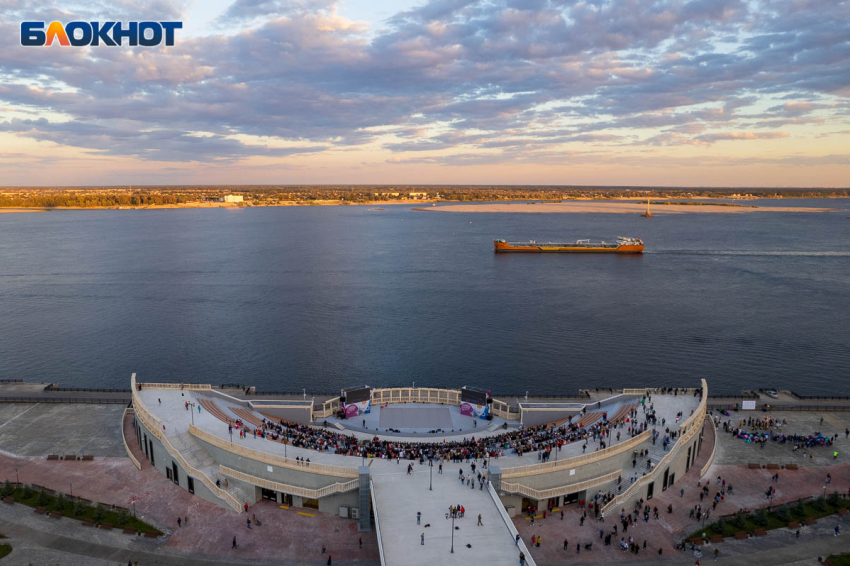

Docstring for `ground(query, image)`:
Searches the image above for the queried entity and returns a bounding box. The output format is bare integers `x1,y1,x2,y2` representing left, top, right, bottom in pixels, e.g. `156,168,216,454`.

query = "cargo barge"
494,236,644,253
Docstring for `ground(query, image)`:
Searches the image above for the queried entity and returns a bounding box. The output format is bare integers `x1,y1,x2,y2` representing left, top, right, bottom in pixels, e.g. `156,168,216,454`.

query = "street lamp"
70,482,72,497
450,513,455,553
14,466,19,485
229,427,233,445
188,402,196,426
429,458,433,491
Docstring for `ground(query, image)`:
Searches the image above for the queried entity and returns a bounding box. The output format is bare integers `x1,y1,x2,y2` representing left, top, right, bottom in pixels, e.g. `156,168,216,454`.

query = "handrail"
501,469,622,500
699,419,717,478
600,379,707,517
487,480,536,566
131,374,243,513
220,466,359,499
137,381,211,391
370,387,462,406
371,480,386,566
502,430,650,479
122,408,142,470
622,388,647,395
188,424,359,478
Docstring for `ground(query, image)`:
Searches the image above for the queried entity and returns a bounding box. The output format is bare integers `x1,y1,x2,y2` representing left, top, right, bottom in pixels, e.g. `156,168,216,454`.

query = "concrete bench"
754,528,767,536
788,521,800,529
63,455,78,461
35,507,46,515
49,512,62,520
688,536,703,544
766,464,780,470
747,463,761,469
99,523,113,530
81,455,94,461
3,497,14,505
143,531,158,538
734,531,748,540
838,508,848,516
710,535,723,544
805,517,816,525
785,464,798,470
123,527,138,535
46,455,59,461
82,518,95,527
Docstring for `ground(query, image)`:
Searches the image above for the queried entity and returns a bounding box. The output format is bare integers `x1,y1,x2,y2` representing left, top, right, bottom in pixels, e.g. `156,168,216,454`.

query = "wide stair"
169,432,252,510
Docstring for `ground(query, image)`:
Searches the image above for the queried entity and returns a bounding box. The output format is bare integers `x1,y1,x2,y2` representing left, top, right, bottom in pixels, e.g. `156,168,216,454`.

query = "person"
714,548,719,561
359,537,362,548
232,536,238,550
658,548,662,560
519,551,526,565
185,516,189,526
515,533,520,546
327,556,332,566
246,517,251,529
561,510,564,520
417,512,421,525
421,533,425,545
243,503,248,513
681,488,685,498
321,545,326,554
564,539,569,550
835,523,841,537
478,513,482,526
577,542,580,554
177,517,181,527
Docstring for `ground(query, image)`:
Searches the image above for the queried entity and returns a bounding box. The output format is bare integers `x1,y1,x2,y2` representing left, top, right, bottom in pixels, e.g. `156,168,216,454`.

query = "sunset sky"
1,0,848,187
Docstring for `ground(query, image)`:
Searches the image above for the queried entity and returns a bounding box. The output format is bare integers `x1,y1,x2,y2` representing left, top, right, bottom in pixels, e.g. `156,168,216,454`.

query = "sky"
0,0,848,187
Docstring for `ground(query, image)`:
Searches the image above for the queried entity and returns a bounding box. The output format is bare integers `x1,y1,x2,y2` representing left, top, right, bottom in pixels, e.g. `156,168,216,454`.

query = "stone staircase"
168,432,252,510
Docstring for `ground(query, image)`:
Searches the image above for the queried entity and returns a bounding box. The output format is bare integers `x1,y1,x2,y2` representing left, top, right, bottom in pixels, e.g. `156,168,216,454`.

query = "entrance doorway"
261,488,277,501
303,498,319,510
647,481,655,500
563,492,579,505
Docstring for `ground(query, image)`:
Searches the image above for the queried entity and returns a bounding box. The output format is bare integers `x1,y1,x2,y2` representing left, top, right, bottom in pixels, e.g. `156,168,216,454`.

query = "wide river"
1,199,848,396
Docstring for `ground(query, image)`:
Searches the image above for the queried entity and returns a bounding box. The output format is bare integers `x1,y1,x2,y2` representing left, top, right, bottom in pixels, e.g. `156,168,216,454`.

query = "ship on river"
494,236,644,253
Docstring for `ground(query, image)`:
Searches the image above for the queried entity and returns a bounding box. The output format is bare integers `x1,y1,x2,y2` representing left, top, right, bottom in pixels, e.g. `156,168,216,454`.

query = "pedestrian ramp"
370,464,527,566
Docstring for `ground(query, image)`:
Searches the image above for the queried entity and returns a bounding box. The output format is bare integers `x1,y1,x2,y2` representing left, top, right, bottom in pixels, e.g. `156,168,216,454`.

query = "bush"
775,506,791,522
74,499,86,517
93,504,106,522
21,485,33,499
1,481,13,498
115,508,129,527
37,490,50,506
812,497,827,512
829,491,841,508
731,511,747,529
793,500,806,517
753,509,769,527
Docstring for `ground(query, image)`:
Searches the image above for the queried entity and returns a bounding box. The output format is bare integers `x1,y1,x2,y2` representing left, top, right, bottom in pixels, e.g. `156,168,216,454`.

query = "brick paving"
0,412,380,564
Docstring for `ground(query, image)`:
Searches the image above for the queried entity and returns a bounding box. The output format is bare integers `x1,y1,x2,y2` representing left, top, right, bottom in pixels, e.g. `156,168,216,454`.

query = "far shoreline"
414,201,839,214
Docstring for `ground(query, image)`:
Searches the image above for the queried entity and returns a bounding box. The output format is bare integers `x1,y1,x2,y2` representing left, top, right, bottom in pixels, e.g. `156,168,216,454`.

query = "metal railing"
487,480,536,566
122,408,141,470
137,382,212,391
501,430,650,479
501,469,622,500
371,480,386,566
220,466,359,499
0,396,129,404
131,374,242,513
371,387,462,406
188,425,359,479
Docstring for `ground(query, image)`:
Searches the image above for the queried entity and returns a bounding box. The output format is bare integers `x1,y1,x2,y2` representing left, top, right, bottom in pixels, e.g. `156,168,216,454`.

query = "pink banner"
345,404,359,418
460,403,473,416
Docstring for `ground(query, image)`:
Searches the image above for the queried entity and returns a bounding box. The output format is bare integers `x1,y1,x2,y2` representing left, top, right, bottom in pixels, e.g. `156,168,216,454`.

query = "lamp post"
229,427,233,445
450,513,455,553
189,402,195,425
70,482,72,497
429,458,433,491
14,466,19,485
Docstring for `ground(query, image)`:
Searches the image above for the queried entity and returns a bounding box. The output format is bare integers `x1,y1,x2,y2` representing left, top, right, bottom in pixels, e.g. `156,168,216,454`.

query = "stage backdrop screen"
344,387,371,404
461,388,487,405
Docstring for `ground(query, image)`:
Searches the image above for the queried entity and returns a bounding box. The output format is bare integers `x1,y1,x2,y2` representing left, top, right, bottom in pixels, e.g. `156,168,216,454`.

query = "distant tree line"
0,185,846,208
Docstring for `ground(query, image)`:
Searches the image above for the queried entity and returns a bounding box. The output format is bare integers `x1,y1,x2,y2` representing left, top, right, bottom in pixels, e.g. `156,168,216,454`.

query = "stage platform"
326,402,511,437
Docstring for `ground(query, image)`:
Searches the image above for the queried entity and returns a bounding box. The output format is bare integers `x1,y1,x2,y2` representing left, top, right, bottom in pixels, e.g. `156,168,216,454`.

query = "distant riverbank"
0,200,416,213
415,201,838,214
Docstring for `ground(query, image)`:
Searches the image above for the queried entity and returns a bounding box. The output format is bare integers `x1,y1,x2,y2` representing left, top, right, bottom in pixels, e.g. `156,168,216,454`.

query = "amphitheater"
130,374,712,566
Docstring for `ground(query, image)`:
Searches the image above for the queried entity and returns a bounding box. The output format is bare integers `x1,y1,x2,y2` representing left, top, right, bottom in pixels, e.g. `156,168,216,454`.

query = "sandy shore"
415,202,836,214
0,208,46,213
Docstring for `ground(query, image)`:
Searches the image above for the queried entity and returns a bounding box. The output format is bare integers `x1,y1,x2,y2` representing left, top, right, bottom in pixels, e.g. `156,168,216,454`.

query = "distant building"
408,192,428,199
220,194,243,203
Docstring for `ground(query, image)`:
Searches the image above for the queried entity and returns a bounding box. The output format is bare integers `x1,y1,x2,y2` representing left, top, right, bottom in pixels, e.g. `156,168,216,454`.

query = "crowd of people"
230,399,663,463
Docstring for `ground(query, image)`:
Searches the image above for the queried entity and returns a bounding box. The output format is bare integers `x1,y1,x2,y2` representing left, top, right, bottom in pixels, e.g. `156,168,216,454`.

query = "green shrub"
731,511,747,529
1,480,13,497
812,497,827,512
37,490,50,506
55,493,66,511
115,508,129,527
829,491,841,507
21,485,33,499
753,509,769,527
775,506,791,522
793,500,806,517
74,499,86,517
93,504,106,522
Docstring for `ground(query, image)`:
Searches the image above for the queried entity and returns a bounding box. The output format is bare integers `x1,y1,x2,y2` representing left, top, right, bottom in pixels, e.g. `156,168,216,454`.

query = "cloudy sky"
1,0,848,186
